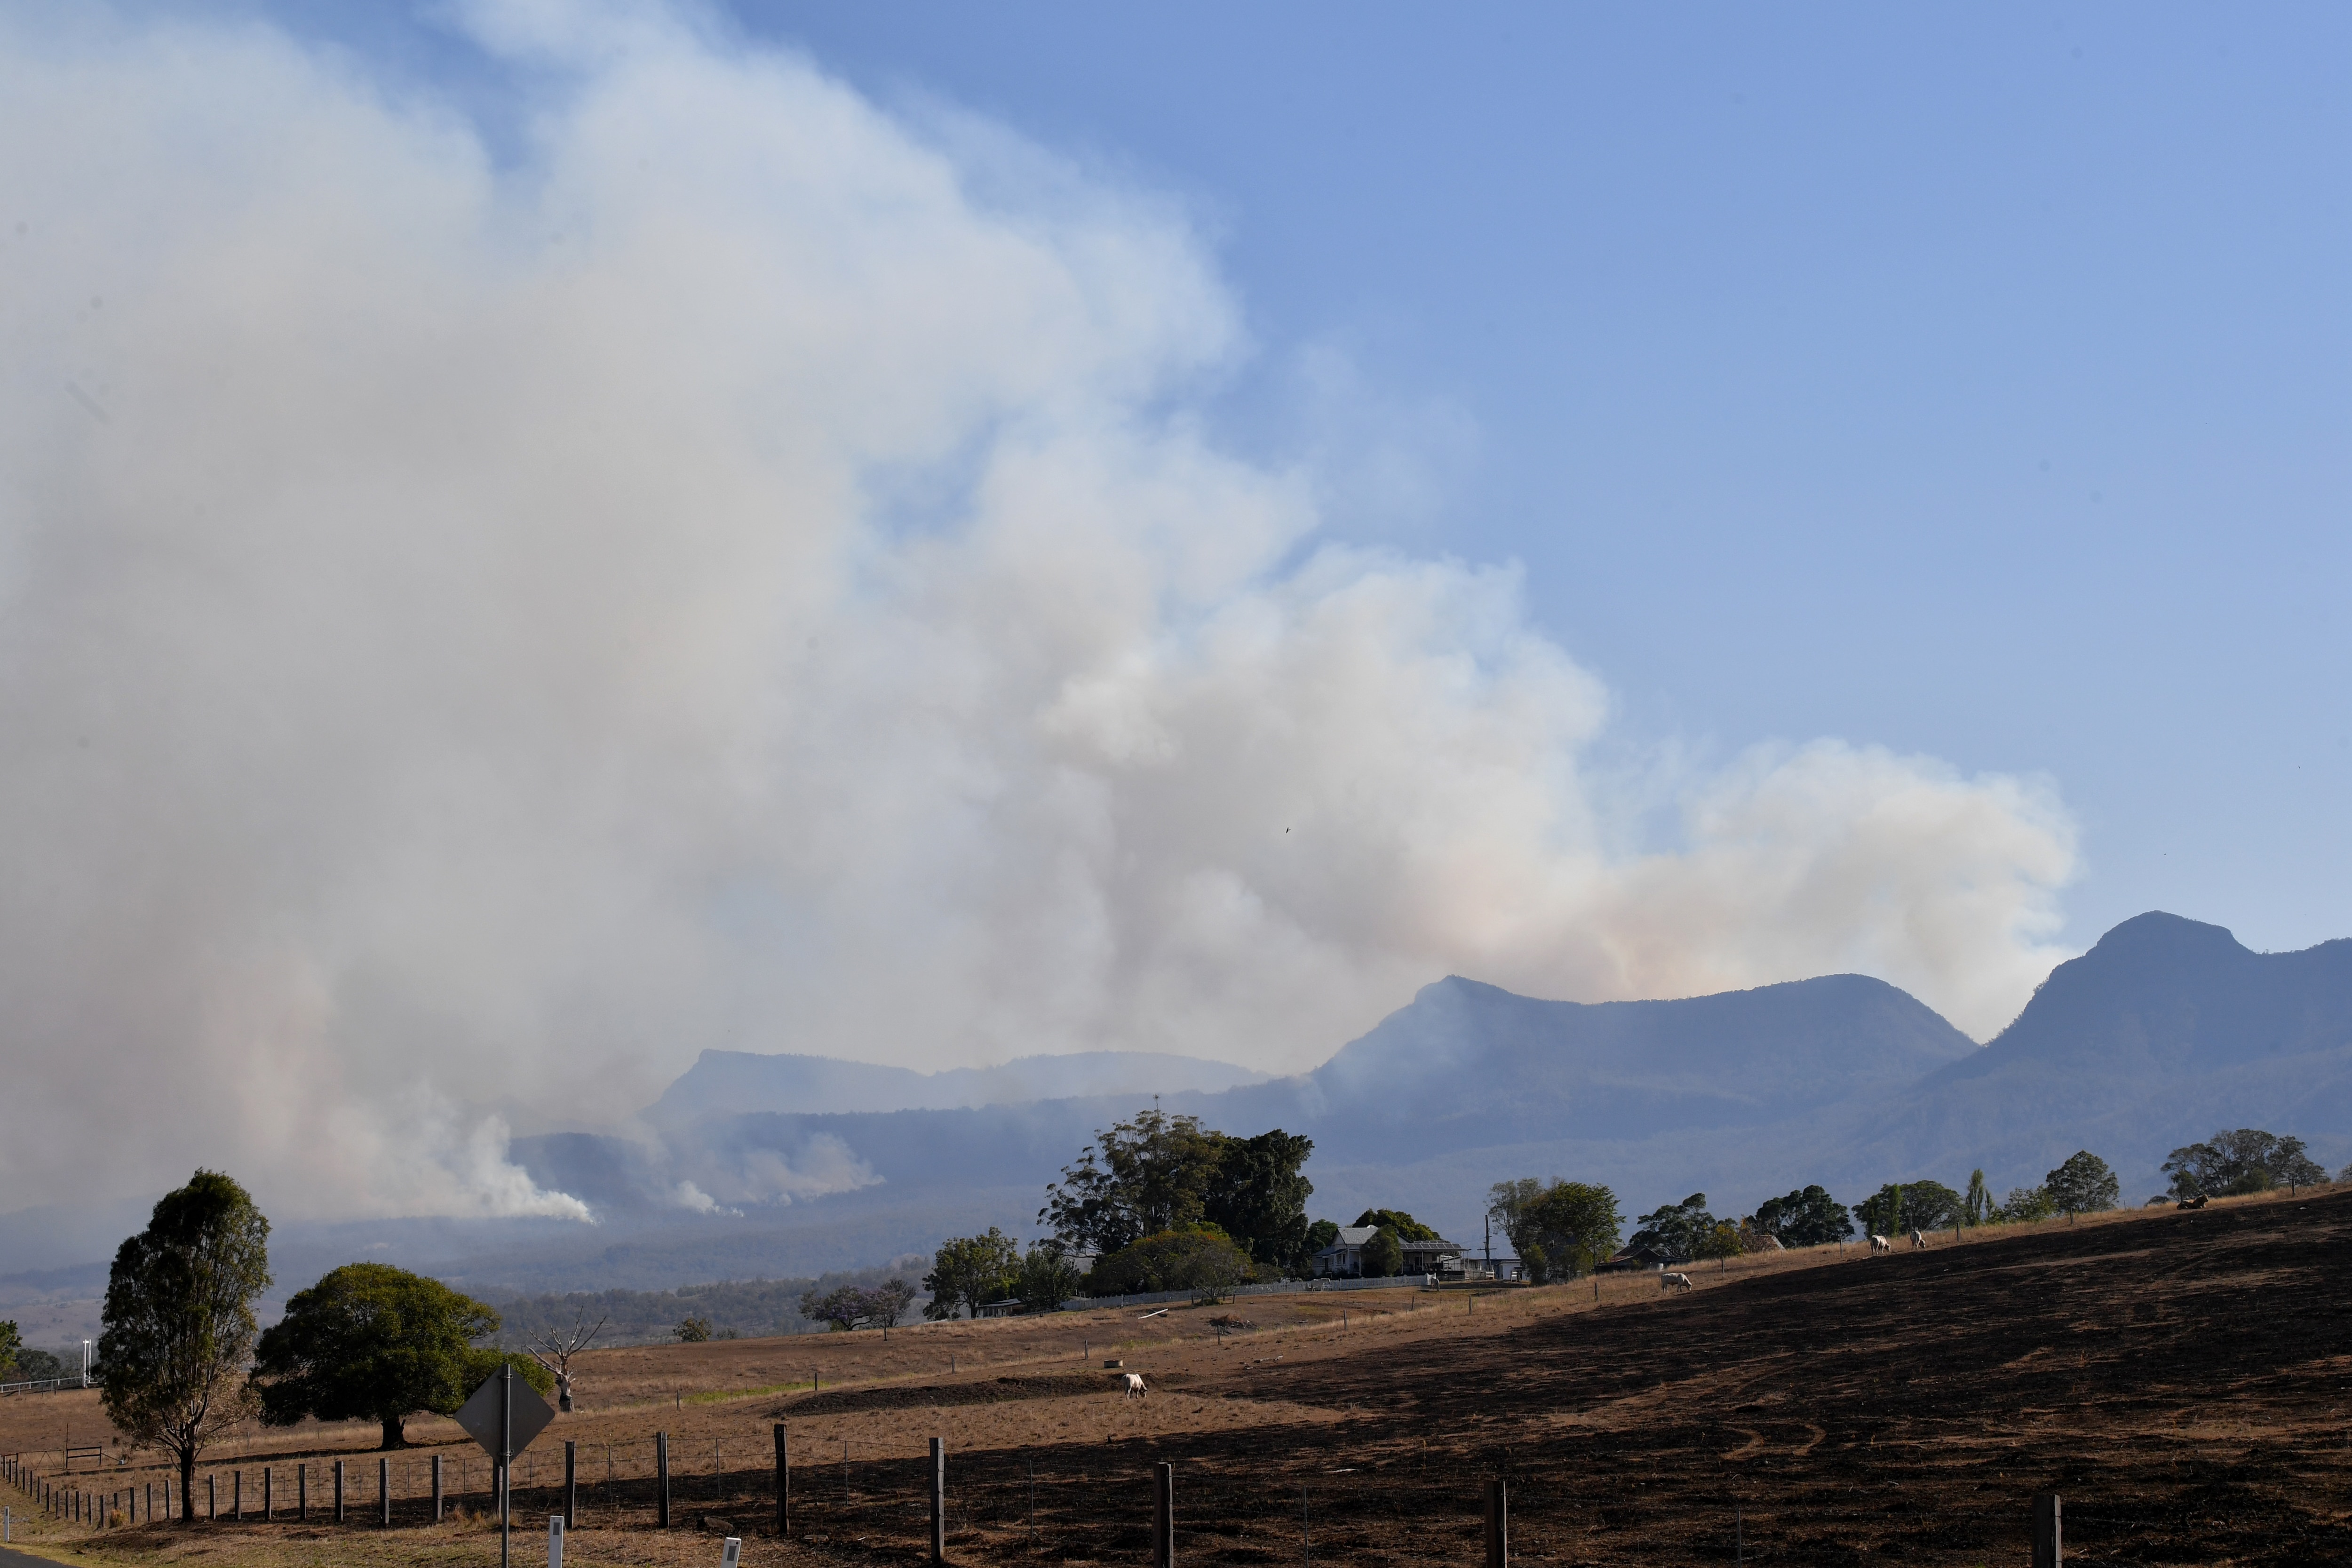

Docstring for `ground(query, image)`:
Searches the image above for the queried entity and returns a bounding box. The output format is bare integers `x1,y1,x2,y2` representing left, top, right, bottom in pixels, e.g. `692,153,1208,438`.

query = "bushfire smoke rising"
0,2,2076,1221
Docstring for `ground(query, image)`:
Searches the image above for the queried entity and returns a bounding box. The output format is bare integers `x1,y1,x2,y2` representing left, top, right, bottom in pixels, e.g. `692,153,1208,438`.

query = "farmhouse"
1311,1226,1470,1278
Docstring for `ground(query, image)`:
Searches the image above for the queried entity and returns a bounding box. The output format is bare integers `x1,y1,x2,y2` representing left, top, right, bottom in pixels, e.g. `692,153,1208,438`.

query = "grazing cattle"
1121,1373,1147,1400
1660,1272,1693,1293
2177,1194,2208,1210
1909,1228,1926,1250
1868,1234,1892,1256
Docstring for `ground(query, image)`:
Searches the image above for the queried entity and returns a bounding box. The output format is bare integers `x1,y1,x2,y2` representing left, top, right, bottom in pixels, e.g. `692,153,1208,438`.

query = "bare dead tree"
525,1315,607,1413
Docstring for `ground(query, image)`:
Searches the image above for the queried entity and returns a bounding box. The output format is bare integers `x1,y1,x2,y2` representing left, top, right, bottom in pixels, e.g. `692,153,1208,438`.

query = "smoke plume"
0,2,2076,1221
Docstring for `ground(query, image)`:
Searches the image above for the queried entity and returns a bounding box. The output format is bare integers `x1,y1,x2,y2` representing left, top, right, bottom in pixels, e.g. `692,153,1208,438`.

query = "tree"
1352,1209,1438,1242
1693,1221,1744,1262
923,1228,1021,1320
1629,1194,1717,1263
95,1170,272,1523
524,1314,606,1413
1748,1186,1853,1248
2044,1151,2119,1221
1851,1180,1963,1236
14,1347,64,1382
1042,1112,1316,1271
1040,1109,1223,1255
2164,1130,2327,1200
865,1279,918,1328
2000,1185,2056,1222
1490,1179,1622,1281
1360,1228,1404,1278
1086,1227,1252,1299
800,1287,872,1333
1304,1218,1340,1257
255,1264,522,1449
1963,1170,1994,1227
1202,1130,1317,1273
1017,1242,1085,1312
0,1319,19,1381
674,1316,713,1342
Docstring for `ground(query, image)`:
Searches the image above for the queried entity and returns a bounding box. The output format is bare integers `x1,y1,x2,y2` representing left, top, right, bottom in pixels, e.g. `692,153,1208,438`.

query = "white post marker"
721,1536,742,1568
548,1514,564,1568
7,1503,13,1541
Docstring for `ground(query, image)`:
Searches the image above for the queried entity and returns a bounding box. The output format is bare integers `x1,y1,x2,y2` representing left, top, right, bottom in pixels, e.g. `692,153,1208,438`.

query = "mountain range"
486,910,2350,1287
8,911,2347,1322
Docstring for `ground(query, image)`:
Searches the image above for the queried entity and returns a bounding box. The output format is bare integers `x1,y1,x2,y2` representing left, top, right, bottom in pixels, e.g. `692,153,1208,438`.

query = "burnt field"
6,1191,2349,1568
776,1192,2352,1567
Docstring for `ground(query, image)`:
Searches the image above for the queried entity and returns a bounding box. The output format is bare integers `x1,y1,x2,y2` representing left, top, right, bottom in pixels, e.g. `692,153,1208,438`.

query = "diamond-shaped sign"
453,1367,556,1461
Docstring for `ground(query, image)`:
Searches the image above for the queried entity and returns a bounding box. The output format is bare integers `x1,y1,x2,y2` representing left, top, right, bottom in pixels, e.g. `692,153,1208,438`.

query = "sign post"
453,1368,556,1568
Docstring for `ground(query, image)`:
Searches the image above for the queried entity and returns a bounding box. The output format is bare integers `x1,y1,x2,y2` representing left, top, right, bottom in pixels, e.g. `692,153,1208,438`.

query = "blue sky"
315,0,2346,956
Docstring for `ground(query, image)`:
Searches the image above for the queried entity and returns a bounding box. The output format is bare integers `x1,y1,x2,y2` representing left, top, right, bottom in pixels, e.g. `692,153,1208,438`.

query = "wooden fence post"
1152,1460,1174,1568
381,1457,390,1527
334,1460,344,1524
1484,1477,1509,1568
655,1433,670,1529
432,1454,444,1522
297,1463,307,1522
263,1466,273,1522
929,1438,946,1565
2032,1493,2061,1568
772,1424,787,1539
564,1441,577,1528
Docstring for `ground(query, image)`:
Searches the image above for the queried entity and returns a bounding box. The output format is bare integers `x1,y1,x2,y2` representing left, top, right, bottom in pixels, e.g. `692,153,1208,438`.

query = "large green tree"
1040,1110,1224,1254
1041,1113,1316,1272
922,1228,1021,1320
0,1319,20,1381
2044,1151,2120,1220
1629,1194,1718,1263
254,1263,534,1449
1851,1180,1964,1236
1490,1179,1622,1280
1088,1226,1254,1299
2163,1130,2328,1200
1351,1209,1438,1242
96,1170,272,1523
1749,1186,1854,1247
1203,1130,1317,1272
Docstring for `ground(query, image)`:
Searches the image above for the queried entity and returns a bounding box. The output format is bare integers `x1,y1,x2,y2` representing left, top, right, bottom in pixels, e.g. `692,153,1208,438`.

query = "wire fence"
9,1436,2339,1562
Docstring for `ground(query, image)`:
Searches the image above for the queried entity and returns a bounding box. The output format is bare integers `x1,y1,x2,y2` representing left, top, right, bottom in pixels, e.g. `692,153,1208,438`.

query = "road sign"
455,1369,556,1460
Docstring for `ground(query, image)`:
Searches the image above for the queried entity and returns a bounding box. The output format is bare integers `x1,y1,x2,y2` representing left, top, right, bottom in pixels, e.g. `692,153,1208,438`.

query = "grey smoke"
0,0,2077,1223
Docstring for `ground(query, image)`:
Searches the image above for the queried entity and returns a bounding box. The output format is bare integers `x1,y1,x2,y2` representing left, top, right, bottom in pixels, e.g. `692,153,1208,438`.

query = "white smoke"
0,2,2076,1222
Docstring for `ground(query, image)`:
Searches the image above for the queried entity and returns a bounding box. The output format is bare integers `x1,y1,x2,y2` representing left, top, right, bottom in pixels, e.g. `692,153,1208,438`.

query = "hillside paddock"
1,1187,2346,1566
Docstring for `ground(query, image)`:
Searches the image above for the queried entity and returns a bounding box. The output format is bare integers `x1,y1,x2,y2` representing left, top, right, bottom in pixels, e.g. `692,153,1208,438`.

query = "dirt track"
5,1190,2349,1566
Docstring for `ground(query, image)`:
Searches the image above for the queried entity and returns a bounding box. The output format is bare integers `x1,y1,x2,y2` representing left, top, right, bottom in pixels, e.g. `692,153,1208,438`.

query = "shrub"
1088,1226,1253,1299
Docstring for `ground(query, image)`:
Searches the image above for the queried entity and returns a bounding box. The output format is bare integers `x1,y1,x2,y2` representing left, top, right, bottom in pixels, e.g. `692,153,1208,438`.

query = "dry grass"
2,1186,2340,1567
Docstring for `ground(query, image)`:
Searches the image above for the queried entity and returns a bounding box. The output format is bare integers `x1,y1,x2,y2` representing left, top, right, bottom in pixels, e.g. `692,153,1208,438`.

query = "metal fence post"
2032,1493,2062,1568
564,1441,576,1528
773,1424,787,1539
930,1438,946,1565
381,1456,391,1527
1484,1477,1509,1568
655,1433,670,1529
433,1454,443,1522
298,1463,308,1522
334,1460,344,1524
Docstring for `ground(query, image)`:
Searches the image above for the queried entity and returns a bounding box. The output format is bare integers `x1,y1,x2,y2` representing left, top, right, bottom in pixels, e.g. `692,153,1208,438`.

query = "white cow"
1121,1372,1147,1400
1660,1272,1694,1293
1909,1228,1926,1250
1868,1234,1892,1256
